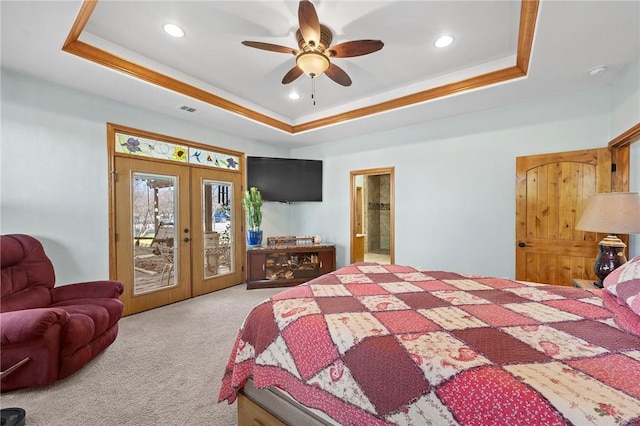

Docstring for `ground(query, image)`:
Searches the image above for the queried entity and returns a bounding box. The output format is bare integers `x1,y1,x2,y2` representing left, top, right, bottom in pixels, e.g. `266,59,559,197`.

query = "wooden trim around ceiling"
62,0,539,134
609,123,640,148
62,0,96,47
63,40,293,133
516,0,539,73
294,66,526,133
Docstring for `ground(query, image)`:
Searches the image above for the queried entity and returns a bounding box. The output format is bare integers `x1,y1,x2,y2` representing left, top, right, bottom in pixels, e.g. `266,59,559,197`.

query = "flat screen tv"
247,156,322,202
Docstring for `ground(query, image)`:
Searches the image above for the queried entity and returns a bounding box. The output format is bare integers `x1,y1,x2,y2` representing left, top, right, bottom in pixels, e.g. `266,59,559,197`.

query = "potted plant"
242,187,263,246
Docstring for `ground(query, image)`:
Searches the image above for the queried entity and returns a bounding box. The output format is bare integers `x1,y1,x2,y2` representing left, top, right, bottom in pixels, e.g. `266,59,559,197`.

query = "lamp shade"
575,192,640,234
296,51,330,77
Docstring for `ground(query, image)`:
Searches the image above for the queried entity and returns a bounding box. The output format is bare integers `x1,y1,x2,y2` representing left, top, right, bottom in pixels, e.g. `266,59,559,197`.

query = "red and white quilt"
218,263,640,425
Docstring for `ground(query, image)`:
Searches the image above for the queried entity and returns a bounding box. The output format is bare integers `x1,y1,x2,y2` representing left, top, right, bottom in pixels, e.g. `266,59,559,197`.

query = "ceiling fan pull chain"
312,76,316,106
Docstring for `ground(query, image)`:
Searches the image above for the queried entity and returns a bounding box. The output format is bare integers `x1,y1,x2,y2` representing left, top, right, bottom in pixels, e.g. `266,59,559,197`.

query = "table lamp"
575,192,640,287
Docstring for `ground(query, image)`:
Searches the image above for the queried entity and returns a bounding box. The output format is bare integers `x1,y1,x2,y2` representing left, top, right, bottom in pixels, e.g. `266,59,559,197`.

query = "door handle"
518,241,527,248
183,237,191,243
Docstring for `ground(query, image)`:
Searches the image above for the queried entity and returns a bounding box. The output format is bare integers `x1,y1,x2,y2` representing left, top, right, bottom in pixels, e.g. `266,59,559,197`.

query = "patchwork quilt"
219,263,640,425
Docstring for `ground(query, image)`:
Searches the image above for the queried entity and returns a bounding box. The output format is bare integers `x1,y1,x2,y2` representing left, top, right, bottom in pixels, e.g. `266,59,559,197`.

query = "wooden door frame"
350,167,395,264
608,122,639,190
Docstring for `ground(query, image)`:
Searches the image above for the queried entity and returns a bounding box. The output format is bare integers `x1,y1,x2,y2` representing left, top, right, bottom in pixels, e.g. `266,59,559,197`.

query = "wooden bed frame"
238,379,334,426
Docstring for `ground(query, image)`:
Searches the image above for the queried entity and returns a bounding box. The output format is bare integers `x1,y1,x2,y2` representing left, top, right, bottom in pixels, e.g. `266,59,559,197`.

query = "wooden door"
190,167,244,296
114,157,192,315
515,148,613,286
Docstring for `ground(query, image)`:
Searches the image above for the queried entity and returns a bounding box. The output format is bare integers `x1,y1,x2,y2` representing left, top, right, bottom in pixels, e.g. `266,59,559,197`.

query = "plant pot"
247,230,263,247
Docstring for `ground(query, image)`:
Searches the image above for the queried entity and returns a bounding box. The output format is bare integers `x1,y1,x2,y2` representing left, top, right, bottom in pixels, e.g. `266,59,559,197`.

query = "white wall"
610,59,640,257
0,70,288,284
3,62,638,283
291,88,614,278
632,144,640,257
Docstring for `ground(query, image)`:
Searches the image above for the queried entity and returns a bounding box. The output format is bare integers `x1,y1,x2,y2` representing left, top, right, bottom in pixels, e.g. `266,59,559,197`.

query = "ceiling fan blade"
298,0,321,47
282,66,304,84
327,40,384,58
325,63,352,86
242,41,298,55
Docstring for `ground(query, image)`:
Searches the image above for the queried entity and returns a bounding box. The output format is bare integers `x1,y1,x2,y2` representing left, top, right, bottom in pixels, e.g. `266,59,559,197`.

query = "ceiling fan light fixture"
296,51,330,77
242,1,380,86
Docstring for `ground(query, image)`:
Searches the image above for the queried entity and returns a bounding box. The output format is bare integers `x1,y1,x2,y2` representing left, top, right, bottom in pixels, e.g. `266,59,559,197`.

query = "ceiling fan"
241,0,384,87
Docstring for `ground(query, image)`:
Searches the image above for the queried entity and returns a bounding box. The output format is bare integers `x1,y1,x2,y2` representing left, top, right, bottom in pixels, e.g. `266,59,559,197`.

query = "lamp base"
594,235,627,286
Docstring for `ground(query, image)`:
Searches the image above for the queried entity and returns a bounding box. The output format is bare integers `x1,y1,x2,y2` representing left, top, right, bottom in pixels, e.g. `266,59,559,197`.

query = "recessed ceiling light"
588,66,607,77
288,92,301,100
163,23,184,38
434,35,454,48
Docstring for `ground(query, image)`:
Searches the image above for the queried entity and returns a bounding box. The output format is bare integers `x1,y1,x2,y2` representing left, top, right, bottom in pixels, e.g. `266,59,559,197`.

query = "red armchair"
1,234,124,391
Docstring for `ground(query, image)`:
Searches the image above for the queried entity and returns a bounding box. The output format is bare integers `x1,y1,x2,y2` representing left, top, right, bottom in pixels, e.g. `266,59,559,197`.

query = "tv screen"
247,156,323,202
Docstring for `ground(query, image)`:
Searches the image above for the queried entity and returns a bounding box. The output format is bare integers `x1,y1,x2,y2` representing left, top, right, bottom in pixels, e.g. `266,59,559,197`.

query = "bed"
219,261,640,425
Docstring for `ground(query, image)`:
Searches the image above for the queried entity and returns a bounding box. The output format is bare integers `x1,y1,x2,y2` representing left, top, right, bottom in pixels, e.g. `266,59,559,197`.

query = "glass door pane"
132,173,178,294
202,180,234,278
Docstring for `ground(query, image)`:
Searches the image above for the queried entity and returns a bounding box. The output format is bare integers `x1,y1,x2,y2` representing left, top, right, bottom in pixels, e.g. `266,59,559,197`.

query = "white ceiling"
1,1,638,149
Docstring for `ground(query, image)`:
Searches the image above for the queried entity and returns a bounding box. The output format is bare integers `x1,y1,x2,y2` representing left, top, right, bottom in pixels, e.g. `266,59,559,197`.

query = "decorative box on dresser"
246,243,336,289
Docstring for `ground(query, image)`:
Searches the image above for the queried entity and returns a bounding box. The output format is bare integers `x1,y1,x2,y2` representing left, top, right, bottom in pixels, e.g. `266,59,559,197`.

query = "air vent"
179,105,197,113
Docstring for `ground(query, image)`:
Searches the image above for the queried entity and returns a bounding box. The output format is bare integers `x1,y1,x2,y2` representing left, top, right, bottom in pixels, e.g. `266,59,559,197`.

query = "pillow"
603,255,640,315
603,291,640,336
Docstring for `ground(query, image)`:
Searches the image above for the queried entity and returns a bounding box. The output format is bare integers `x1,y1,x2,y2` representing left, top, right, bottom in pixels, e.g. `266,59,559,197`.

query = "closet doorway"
350,167,395,264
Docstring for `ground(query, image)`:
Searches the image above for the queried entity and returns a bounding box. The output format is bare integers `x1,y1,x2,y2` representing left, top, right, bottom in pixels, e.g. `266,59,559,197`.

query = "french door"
190,166,243,296
113,157,243,316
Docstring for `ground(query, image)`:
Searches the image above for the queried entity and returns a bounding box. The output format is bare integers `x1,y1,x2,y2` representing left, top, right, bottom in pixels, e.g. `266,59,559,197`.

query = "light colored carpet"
0,284,284,426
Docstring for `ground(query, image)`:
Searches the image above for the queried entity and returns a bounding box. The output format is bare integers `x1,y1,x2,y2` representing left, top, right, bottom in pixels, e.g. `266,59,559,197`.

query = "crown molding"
62,0,539,135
